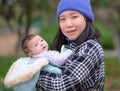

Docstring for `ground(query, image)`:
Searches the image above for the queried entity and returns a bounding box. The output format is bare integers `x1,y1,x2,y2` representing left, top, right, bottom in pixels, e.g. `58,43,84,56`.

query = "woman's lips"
67,30,76,35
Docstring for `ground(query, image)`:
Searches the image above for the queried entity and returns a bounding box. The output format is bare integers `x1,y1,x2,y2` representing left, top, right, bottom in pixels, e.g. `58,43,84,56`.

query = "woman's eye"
60,18,65,22
72,16,78,19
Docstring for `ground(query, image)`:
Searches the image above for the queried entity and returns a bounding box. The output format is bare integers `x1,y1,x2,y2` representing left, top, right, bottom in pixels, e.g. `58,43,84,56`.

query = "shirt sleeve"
36,40,105,91
40,50,72,66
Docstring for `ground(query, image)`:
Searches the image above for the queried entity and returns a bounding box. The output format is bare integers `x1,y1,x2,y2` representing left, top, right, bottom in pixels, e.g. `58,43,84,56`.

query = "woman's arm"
36,40,105,91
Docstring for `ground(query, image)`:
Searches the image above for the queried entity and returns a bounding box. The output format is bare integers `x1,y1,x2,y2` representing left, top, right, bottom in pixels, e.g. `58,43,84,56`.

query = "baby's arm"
4,58,49,88
47,49,72,66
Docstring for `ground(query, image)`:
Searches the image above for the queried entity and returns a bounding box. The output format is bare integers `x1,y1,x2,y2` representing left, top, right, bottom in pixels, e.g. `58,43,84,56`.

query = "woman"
36,0,105,91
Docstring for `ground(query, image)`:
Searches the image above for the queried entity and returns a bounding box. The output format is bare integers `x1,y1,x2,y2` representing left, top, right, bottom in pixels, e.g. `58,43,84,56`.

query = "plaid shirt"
36,39,105,91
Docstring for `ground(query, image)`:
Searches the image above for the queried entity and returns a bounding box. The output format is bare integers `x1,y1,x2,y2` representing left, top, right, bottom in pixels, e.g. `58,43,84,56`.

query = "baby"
4,34,72,91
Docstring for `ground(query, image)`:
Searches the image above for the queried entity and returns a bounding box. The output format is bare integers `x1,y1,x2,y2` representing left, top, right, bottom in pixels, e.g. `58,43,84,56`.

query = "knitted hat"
57,0,94,22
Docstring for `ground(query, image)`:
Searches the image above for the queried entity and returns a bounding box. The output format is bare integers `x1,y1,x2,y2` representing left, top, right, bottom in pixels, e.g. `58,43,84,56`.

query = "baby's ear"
28,52,34,57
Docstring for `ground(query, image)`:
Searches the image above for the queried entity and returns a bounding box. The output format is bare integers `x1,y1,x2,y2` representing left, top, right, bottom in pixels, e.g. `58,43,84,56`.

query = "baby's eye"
35,43,38,47
40,39,44,42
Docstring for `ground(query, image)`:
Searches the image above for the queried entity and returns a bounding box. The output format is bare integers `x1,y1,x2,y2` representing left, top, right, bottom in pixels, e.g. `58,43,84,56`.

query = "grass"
94,21,114,49
105,57,120,77
0,56,120,91
105,57,120,91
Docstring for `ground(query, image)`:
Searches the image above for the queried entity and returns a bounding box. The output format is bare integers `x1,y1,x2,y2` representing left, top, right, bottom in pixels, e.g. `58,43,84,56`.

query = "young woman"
36,0,105,91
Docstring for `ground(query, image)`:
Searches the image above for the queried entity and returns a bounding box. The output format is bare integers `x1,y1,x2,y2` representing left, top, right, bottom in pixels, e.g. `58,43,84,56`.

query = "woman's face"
59,10,86,40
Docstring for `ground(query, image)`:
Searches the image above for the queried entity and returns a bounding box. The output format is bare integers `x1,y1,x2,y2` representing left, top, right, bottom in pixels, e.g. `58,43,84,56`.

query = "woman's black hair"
53,19,101,51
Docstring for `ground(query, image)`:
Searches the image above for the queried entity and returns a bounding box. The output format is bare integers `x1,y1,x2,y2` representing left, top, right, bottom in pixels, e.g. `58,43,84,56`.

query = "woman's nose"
66,19,73,28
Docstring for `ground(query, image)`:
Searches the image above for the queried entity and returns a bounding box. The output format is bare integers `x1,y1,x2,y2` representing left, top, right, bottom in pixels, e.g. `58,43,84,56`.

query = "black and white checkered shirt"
36,39,105,91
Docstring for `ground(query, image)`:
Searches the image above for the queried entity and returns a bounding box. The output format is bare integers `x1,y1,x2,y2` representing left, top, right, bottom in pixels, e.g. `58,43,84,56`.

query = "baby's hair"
21,34,37,54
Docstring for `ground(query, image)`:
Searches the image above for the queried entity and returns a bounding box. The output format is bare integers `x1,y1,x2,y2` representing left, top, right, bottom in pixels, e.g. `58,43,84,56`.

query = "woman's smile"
67,30,76,35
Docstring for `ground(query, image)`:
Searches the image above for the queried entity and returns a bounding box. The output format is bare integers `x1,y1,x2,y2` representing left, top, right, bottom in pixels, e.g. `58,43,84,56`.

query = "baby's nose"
40,42,44,46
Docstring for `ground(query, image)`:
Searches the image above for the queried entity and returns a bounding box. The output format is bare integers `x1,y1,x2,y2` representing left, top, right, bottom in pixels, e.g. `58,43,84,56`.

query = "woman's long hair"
53,19,101,51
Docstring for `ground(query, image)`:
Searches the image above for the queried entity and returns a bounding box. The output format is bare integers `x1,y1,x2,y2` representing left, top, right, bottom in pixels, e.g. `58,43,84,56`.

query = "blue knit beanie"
57,0,94,22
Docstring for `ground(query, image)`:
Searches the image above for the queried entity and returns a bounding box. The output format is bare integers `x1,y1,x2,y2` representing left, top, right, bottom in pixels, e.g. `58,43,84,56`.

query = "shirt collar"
65,38,76,49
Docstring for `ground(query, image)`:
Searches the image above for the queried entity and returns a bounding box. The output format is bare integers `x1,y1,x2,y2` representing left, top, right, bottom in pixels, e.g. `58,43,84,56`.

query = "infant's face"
27,35,48,57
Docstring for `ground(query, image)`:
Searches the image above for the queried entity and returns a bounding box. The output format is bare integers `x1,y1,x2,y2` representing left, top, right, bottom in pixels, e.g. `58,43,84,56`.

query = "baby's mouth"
42,46,46,49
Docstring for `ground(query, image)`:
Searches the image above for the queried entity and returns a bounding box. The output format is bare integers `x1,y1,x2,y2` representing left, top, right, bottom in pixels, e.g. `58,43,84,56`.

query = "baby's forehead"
35,35,43,40
27,35,39,43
